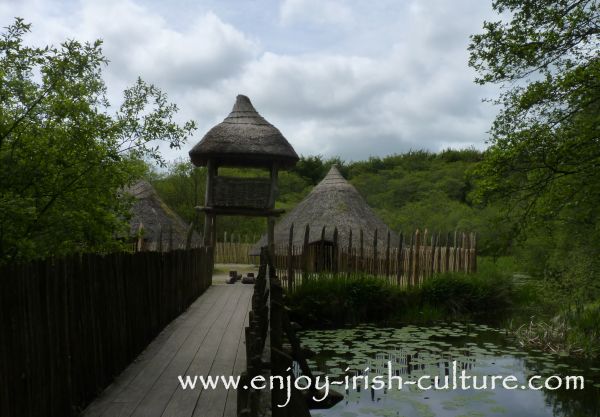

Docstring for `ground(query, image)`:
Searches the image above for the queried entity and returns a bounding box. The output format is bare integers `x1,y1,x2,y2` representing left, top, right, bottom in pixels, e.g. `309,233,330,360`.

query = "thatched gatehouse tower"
188,94,299,248
250,165,398,267
125,180,201,251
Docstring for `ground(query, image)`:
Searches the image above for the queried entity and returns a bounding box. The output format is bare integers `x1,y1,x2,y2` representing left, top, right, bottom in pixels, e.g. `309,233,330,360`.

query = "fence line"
271,227,477,291
214,232,257,264
238,249,342,417
0,247,214,417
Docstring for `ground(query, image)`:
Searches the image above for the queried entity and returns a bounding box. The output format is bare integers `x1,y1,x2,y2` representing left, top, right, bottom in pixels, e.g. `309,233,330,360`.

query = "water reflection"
298,324,600,417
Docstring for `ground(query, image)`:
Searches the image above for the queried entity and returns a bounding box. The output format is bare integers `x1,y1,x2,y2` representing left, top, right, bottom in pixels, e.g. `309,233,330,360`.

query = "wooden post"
472,232,478,273
463,232,469,273
373,228,378,276
359,228,364,272
203,160,216,246
302,224,310,281
211,215,217,248
396,232,403,286
268,163,279,208
452,230,458,272
408,231,414,287
347,228,353,276
445,232,451,273
436,232,442,274
157,224,163,252
385,230,391,278
185,221,195,250
267,217,275,259
287,224,294,290
332,227,339,274
430,232,437,278
422,228,428,279
318,226,326,273
460,231,465,272
413,229,421,285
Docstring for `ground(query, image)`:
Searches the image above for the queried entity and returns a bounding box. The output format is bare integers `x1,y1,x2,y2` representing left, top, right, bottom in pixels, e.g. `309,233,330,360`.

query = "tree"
469,1,600,297
151,159,206,228
469,0,599,224
0,19,196,263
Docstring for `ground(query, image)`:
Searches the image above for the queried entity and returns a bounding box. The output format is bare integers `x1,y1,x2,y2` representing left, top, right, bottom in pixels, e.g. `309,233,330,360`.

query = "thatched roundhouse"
250,165,398,258
189,94,298,169
125,180,201,251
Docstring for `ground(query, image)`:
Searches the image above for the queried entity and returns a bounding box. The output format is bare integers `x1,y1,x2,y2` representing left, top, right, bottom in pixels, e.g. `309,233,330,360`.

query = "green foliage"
150,159,206,229
468,1,600,354
0,19,195,263
420,271,514,316
469,1,600,302
290,155,347,185
286,275,413,326
151,150,509,255
286,268,516,327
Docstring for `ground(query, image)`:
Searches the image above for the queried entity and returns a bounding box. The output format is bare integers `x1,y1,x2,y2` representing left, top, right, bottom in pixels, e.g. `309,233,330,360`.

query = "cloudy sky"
1,0,500,162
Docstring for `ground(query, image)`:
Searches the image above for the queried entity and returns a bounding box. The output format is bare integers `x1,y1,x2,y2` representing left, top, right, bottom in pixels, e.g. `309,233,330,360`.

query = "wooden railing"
0,247,214,417
272,227,477,290
238,250,342,417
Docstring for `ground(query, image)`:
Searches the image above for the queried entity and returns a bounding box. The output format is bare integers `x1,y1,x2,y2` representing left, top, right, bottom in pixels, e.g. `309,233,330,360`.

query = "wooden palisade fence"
0,247,213,417
238,249,342,417
214,232,257,264
272,226,477,291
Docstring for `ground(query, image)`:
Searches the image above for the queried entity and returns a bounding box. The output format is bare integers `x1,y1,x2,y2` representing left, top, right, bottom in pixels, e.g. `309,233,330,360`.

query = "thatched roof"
250,166,398,255
125,180,201,249
189,95,299,168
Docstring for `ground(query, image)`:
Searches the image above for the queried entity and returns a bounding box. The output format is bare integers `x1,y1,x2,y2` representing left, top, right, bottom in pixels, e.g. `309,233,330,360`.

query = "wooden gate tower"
189,95,299,255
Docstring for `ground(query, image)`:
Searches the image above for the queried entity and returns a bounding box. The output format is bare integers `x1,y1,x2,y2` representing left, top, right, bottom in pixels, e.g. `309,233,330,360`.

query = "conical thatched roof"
189,95,299,168
250,166,398,254
125,180,201,250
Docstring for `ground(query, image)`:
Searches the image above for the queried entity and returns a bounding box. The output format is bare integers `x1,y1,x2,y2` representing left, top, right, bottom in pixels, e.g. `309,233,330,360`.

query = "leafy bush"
420,271,513,315
286,275,409,326
287,268,516,327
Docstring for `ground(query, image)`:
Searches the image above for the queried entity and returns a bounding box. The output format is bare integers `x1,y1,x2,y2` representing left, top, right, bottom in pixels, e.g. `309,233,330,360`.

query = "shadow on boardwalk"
82,273,254,417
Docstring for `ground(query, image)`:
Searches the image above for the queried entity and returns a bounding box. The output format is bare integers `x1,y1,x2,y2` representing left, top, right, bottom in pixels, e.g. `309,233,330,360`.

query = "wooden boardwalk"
82,282,253,417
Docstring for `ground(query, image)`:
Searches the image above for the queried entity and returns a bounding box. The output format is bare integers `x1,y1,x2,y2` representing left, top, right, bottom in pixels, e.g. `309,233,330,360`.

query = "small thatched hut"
125,180,201,251
250,165,398,262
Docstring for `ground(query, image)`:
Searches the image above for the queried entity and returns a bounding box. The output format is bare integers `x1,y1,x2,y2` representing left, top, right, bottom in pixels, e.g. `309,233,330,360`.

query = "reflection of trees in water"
518,356,600,417
542,380,600,417
367,346,475,377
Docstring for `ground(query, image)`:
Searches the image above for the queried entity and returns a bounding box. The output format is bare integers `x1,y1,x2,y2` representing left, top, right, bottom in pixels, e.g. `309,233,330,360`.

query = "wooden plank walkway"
81,282,253,417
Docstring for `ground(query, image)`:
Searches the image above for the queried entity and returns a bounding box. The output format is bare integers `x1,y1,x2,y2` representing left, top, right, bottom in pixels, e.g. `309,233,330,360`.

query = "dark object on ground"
242,274,256,284
227,270,241,284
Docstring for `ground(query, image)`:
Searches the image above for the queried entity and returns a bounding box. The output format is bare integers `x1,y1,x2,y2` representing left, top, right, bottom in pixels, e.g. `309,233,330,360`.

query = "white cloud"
1,0,499,162
279,0,354,27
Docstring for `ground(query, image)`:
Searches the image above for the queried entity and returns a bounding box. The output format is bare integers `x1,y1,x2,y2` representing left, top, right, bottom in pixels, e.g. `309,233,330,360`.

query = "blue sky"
1,0,500,162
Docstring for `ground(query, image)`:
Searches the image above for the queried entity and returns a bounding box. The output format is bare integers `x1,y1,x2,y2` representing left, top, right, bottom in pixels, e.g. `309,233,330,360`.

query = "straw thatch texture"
189,95,299,168
125,180,201,250
250,166,398,254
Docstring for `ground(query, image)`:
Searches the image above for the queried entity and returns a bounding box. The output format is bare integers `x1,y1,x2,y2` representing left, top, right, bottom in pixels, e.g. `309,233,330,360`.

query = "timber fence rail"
238,249,342,417
0,247,213,417
272,227,477,291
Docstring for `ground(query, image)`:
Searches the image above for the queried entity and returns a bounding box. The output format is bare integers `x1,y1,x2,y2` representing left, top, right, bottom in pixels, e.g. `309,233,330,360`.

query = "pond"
298,323,600,417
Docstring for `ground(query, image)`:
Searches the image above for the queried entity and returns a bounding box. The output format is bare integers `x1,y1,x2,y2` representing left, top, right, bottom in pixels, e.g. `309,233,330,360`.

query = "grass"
286,265,517,327
473,257,600,358
510,301,600,358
